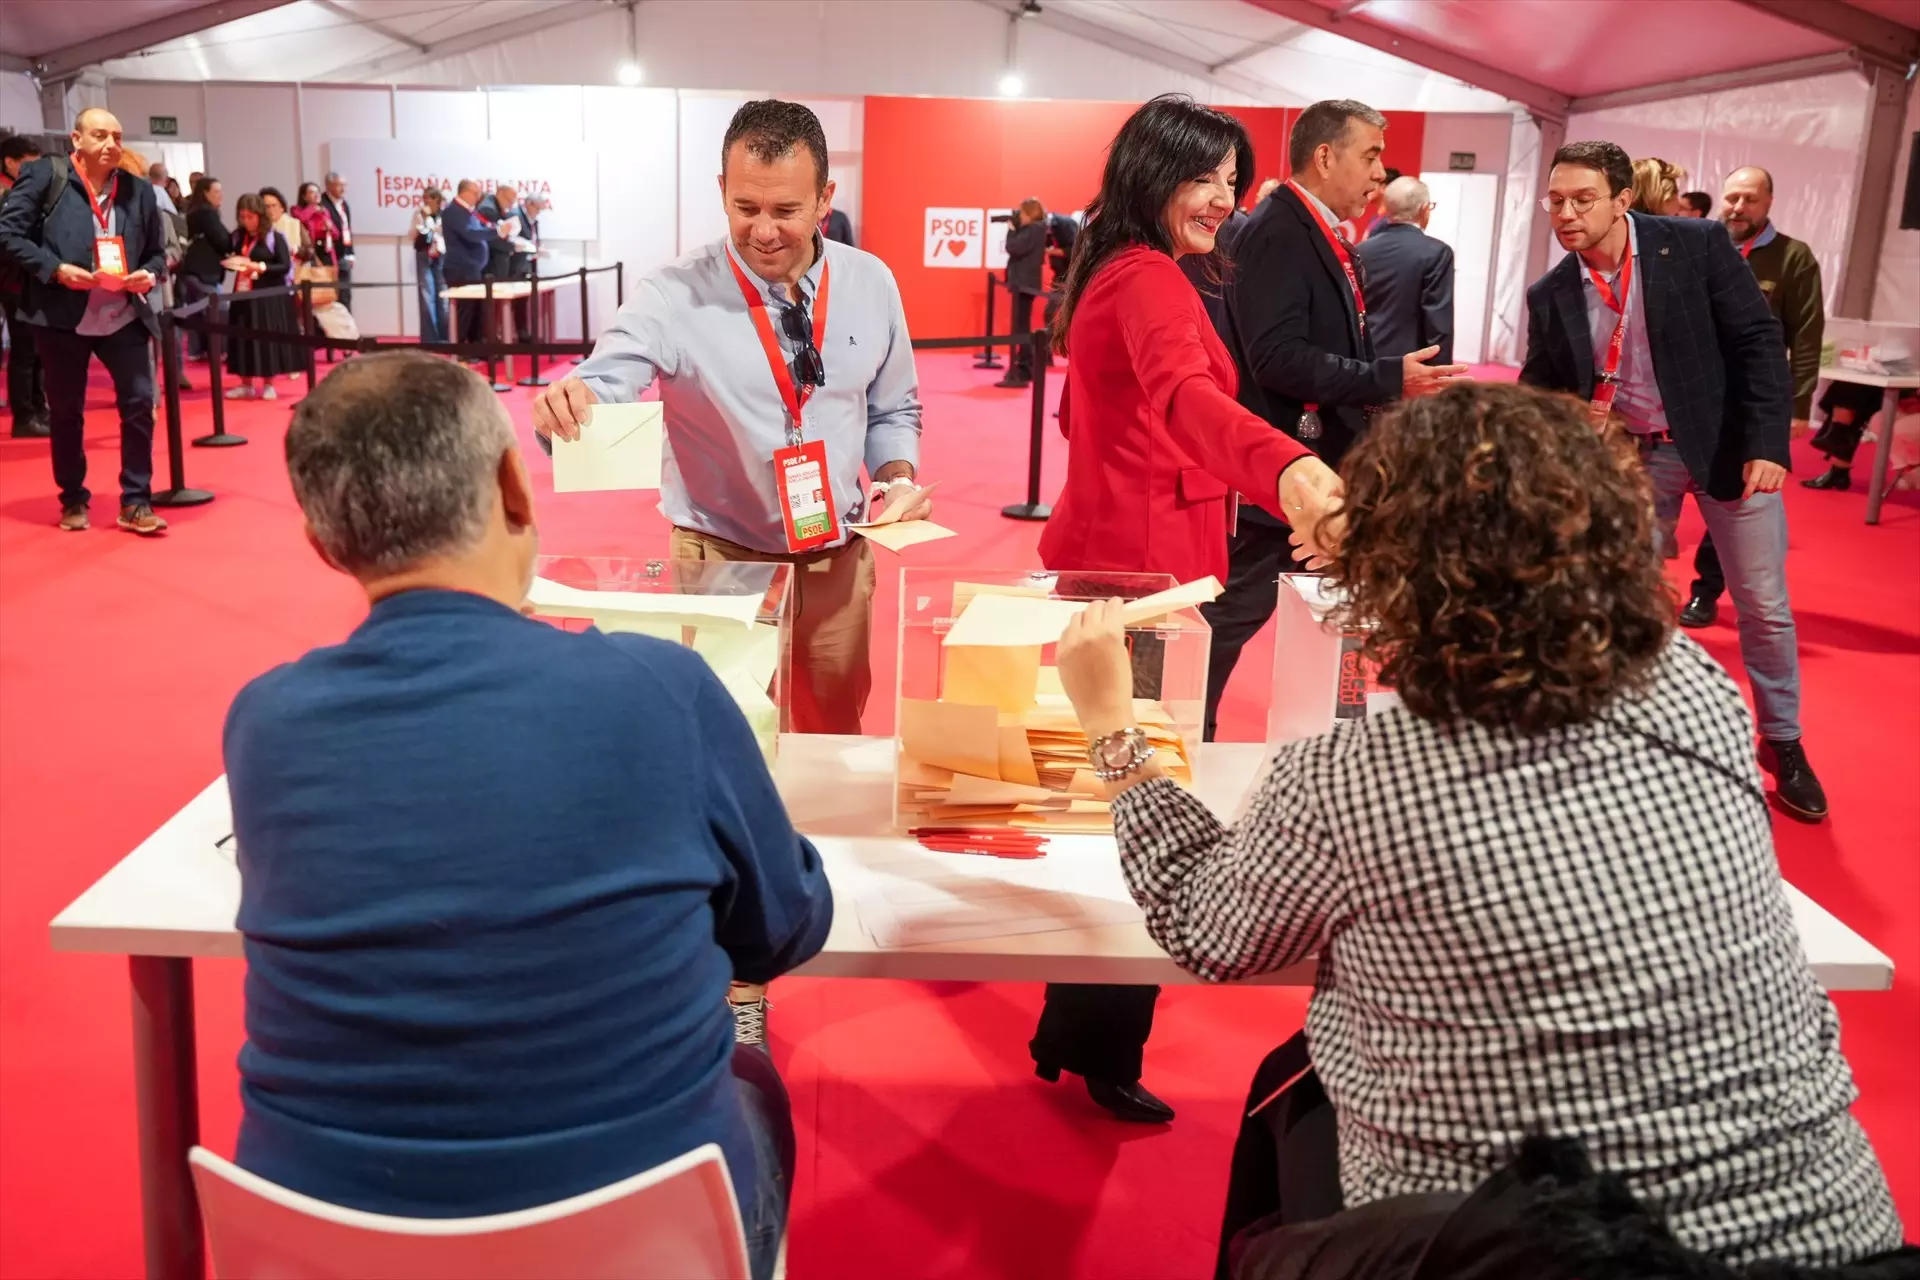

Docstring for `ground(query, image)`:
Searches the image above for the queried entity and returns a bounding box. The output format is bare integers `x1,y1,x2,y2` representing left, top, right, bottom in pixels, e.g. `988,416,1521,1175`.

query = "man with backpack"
0,134,49,437
0,109,170,534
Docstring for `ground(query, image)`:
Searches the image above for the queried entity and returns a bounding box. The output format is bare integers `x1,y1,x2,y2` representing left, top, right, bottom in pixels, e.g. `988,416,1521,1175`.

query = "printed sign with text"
924,207,984,268
322,138,600,241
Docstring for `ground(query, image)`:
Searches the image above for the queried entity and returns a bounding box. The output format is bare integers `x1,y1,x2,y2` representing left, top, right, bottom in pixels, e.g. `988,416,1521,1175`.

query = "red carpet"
0,353,1913,1277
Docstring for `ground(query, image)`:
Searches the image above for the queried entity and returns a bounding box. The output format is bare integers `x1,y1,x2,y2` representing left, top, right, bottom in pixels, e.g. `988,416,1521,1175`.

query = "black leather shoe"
1678,595,1718,629
1761,738,1828,823
10,418,49,438
1085,1078,1175,1124
1801,466,1851,492
1035,1060,1175,1123
993,375,1030,389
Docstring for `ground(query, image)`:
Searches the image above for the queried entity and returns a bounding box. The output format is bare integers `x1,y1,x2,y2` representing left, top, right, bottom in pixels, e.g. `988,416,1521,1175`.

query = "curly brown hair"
1327,382,1674,735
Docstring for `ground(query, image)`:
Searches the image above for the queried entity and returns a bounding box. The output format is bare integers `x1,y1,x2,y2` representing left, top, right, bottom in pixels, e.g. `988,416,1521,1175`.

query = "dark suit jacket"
1004,219,1047,295
822,209,853,246
1519,212,1791,502
0,157,167,336
1352,221,1454,363
476,196,521,279
1225,184,1401,526
180,205,233,284
319,194,352,263
440,199,493,284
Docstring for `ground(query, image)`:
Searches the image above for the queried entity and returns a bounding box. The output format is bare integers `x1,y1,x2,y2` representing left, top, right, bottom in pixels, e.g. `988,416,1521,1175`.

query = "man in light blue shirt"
536,99,925,1047
535,99,926,745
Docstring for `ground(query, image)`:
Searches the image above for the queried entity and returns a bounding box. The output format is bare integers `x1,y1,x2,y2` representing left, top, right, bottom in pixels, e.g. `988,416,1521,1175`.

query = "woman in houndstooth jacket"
1054,382,1901,1276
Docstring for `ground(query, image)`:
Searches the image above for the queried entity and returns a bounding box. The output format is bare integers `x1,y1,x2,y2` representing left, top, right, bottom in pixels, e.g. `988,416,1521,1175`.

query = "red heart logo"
948,238,967,256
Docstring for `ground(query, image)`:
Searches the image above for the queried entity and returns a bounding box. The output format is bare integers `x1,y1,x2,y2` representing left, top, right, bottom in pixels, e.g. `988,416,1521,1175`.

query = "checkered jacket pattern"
1112,634,1900,1264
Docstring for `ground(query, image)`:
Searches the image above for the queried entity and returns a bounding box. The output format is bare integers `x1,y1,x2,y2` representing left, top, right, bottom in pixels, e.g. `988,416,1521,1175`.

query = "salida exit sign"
149,116,178,136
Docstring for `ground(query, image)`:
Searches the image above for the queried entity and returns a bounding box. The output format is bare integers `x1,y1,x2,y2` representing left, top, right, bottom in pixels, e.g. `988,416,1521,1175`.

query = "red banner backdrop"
863,96,1423,340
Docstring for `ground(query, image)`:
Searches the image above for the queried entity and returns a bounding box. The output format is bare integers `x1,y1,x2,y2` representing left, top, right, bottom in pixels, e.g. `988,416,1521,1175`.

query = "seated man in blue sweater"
224,350,830,1279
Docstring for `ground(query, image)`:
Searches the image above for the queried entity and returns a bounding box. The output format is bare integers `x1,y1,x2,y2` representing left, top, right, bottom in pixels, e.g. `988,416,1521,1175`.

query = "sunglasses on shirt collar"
780,295,826,390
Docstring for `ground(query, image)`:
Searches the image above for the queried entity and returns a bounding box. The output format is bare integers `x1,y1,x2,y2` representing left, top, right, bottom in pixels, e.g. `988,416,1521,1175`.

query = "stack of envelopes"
895,577,1218,834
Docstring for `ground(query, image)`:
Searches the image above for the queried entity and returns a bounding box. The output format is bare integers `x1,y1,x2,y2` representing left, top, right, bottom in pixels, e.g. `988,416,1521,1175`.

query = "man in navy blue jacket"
225,350,830,1280
1520,139,1823,821
0,108,169,534
441,178,494,345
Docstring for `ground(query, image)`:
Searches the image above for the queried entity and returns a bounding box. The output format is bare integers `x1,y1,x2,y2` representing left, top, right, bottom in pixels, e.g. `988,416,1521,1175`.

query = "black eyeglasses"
780,296,825,390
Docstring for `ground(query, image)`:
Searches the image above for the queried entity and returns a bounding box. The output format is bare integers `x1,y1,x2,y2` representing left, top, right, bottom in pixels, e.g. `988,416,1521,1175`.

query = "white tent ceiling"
2,0,1913,120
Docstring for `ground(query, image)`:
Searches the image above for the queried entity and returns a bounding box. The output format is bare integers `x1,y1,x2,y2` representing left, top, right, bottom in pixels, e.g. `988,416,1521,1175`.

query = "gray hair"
324,171,341,183
286,352,513,575
1288,99,1388,174
1383,176,1430,222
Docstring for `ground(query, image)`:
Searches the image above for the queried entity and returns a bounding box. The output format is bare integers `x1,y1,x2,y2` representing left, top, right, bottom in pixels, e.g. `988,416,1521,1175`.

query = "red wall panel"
862,97,1421,339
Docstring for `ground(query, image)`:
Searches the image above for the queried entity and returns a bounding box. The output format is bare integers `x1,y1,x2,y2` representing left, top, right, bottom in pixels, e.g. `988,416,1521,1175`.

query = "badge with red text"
93,236,127,276
773,439,838,552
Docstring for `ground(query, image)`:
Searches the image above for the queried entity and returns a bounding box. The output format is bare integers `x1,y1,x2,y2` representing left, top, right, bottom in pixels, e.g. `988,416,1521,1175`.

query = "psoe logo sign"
924,208,983,268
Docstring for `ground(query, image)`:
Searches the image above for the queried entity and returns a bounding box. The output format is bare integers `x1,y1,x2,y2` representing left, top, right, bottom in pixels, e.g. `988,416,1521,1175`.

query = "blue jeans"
34,319,155,508
730,1045,793,1280
415,255,447,343
1644,444,1801,740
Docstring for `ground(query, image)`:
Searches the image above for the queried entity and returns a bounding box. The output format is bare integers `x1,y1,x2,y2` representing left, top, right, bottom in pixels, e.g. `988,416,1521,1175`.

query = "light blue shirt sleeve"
574,277,676,404
863,269,922,476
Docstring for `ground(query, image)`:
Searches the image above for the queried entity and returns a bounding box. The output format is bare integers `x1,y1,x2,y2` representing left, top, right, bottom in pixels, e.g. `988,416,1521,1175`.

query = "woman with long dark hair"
1028,95,1343,1126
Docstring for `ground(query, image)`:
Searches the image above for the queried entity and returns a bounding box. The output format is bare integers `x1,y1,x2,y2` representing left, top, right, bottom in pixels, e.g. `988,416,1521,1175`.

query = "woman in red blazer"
1029,96,1343,1126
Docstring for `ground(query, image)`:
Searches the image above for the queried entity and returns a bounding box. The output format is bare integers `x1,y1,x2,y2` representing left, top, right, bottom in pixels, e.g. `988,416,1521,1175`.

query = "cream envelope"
899,698,1001,780
853,520,957,553
551,402,664,493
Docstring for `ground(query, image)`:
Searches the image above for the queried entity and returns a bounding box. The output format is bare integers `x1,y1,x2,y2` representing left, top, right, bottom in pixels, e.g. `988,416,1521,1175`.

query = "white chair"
188,1144,754,1280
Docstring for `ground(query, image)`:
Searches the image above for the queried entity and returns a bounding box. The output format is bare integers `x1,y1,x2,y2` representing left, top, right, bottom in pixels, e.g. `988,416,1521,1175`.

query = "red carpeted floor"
0,352,1913,1278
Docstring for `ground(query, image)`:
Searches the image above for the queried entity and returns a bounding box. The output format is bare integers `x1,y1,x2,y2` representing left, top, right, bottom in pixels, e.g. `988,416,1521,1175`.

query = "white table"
441,276,576,389
1818,365,1920,525
50,736,1894,1280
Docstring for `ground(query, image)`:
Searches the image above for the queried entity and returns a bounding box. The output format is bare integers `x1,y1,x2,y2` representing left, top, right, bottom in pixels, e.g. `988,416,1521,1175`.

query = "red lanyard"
72,160,116,233
727,249,831,428
1288,181,1366,326
1737,236,1758,260
1587,249,1633,378
1585,248,1634,423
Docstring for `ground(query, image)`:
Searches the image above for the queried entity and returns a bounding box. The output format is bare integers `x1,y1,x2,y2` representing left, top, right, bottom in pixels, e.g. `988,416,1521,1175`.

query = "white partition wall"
105,79,682,340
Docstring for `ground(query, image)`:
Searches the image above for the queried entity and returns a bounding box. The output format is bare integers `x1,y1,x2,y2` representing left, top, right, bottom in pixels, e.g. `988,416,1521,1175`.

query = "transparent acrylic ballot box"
894,568,1209,835
527,556,793,762
1267,573,1398,747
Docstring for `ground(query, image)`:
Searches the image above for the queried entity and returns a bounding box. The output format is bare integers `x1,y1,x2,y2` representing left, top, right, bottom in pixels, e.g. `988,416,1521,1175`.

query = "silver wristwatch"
1088,727,1156,782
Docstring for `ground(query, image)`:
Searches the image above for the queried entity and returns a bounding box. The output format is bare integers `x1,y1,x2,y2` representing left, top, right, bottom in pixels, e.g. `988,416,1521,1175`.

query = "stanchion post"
195,294,248,448
518,259,549,388
151,312,213,508
973,271,1003,369
1000,330,1051,521
301,279,317,392
483,278,509,392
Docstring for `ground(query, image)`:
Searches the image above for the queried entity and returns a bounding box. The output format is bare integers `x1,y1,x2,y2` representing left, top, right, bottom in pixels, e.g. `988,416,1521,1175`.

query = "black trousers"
1031,983,1158,1082
35,320,156,509
2,294,47,427
1202,519,1303,742
1690,534,1725,604
1216,1032,1342,1280
447,278,485,344
335,260,352,311
1005,289,1037,381
1030,620,1167,1084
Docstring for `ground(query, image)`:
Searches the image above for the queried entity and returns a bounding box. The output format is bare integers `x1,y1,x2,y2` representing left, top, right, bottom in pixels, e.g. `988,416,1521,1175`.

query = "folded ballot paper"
849,481,956,553
894,575,1219,835
551,402,664,493
525,574,781,760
